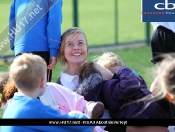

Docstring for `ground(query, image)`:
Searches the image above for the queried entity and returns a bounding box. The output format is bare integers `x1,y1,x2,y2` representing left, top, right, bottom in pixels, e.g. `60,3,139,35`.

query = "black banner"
0,119,174,126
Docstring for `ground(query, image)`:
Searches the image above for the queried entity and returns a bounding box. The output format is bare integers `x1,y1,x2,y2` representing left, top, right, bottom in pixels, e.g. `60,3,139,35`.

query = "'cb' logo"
155,0,175,10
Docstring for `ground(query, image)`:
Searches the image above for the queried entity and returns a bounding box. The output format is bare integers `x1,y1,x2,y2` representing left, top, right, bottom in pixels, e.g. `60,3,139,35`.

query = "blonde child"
76,61,169,132
94,52,170,132
77,61,169,119
127,54,175,132
1,53,94,132
150,54,175,102
149,55,175,132
96,52,174,116
1,62,105,132
2,73,104,120
95,52,125,74
56,27,88,91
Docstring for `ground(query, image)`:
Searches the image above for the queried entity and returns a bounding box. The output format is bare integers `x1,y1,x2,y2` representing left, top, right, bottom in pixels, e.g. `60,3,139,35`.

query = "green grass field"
55,46,155,87
0,0,149,56
0,1,155,118
0,46,156,118
0,46,155,88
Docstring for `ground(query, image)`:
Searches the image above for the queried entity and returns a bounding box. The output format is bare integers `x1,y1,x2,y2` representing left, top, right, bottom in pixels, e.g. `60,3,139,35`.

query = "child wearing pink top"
3,80,104,119
2,79,105,132
40,82,96,115
40,82,106,132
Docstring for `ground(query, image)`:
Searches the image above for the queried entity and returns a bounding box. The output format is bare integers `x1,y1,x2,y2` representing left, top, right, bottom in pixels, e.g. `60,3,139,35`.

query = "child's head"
58,27,88,68
158,55,175,102
10,53,47,96
0,72,9,107
79,61,113,82
77,62,113,96
95,52,125,73
151,54,175,104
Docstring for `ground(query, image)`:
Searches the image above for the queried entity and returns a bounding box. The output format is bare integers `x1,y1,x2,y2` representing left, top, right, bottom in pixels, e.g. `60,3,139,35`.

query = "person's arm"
9,0,16,51
47,0,62,69
112,66,143,100
46,82,87,113
40,107,94,132
47,0,62,57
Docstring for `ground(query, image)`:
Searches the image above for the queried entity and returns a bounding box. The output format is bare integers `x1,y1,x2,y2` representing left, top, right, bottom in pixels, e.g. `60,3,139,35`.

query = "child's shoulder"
117,66,132,73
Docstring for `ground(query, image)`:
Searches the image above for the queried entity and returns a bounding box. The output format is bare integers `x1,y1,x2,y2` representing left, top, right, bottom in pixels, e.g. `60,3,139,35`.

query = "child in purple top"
76,61,169,119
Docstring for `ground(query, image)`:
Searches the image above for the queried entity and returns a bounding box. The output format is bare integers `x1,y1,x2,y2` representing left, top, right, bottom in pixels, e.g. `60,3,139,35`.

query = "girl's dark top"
83,66,170,119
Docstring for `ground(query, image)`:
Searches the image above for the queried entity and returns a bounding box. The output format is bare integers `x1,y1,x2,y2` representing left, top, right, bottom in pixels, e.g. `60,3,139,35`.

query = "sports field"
0,0,148,56
0,0,154,87
0,46,156,118
0,0,155,118
0,46,155,88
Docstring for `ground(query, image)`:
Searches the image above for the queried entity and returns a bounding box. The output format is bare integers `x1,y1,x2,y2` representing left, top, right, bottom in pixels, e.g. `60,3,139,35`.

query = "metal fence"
0,0,152,58
61,0,151,48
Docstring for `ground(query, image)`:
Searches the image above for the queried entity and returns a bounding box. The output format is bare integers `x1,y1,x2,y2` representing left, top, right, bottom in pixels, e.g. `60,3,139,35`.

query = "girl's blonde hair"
153,54,175,101
132,54,175,107
58,27,88,67
95,52,125,68
114,54,175,117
